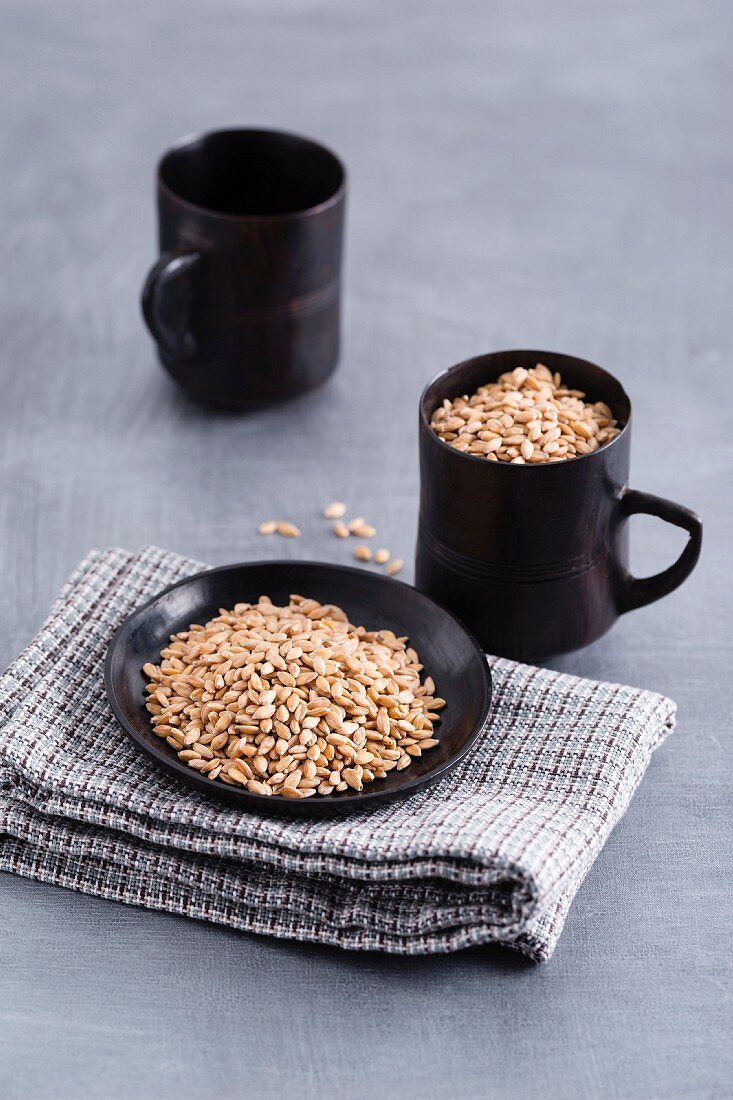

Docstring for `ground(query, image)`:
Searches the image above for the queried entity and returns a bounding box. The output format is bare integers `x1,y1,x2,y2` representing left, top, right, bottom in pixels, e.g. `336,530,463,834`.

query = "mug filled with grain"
415,349,702,661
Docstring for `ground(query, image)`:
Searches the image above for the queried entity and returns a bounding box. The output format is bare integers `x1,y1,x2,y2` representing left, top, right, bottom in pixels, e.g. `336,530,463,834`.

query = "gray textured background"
1,1,731,1097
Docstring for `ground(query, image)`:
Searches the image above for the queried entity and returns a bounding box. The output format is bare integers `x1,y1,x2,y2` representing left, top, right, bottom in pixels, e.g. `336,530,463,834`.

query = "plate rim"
104,558,493,816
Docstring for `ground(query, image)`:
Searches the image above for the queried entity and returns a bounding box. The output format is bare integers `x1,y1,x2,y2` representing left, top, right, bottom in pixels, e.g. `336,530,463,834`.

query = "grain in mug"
429,363,621,463
142,595,445,798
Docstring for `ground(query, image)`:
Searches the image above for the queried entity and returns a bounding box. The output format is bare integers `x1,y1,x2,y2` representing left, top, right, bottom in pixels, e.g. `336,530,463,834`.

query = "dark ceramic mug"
141,128,346,407
415,349,703,662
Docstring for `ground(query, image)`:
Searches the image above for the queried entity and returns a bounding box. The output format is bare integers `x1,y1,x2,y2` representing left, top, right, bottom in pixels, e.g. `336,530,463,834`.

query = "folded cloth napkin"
0,547,675,962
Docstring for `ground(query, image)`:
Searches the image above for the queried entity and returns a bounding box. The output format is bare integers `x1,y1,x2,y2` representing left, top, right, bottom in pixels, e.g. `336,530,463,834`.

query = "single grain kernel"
386,558,404,576
323,501,347,519
351,523,376,538
277,521,301,538
354,545,372,562
258,520,277,535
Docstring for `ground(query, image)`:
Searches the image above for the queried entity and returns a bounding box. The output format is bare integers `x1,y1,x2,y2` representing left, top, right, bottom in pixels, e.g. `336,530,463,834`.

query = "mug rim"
156,127,347,223
419,349,632,470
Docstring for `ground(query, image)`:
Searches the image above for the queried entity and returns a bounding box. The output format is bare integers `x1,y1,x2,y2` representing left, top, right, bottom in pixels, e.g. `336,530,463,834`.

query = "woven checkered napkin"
0,547,675,961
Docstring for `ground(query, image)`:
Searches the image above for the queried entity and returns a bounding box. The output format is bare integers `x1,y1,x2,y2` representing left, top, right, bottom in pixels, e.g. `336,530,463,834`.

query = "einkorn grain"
276,521,301,538
143,596,445,798
430,363,621,464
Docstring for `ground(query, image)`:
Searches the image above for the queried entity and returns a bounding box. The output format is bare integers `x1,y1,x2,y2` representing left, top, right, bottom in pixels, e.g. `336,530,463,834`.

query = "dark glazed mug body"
415,350,703,662
141,129,346,407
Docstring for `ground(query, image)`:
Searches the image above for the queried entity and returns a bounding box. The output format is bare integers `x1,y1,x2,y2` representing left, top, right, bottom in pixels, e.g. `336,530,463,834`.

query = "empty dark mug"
415,350,703,662
141,128,346,407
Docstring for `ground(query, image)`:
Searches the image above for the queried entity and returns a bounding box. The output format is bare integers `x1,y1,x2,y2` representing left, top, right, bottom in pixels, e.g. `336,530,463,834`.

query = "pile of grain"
430,363,621,463
143,596,444,799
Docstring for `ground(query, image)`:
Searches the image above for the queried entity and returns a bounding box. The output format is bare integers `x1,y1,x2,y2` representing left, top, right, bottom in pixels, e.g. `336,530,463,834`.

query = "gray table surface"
1,0,731,1097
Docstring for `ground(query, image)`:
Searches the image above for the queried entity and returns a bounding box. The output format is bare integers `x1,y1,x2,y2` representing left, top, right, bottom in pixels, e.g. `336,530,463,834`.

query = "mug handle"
616,488,702,613
141,250,201,362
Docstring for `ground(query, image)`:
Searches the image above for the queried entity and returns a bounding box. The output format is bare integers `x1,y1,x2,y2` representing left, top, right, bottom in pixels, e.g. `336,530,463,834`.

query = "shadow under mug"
141,128,346,407
415,350,703,662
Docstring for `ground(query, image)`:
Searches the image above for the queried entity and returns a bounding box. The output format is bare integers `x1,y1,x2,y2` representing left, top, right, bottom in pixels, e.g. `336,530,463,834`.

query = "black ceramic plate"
104,560,491,816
